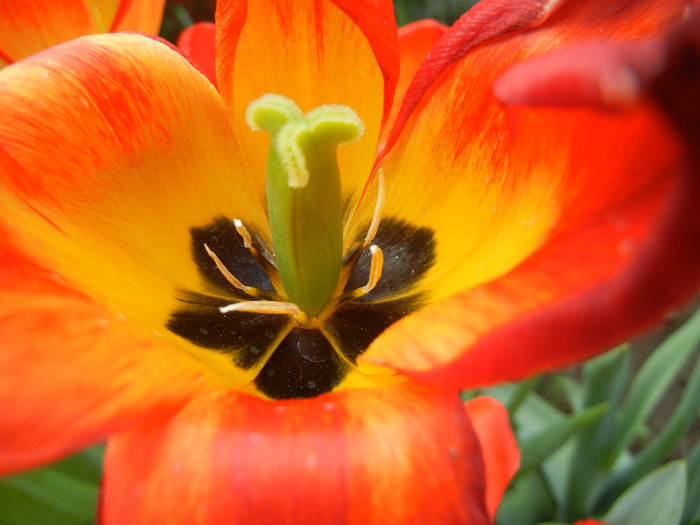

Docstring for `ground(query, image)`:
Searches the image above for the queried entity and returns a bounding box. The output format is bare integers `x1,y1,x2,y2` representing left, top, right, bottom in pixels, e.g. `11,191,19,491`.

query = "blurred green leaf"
562,347,630,519
497,470,556,525
393,0,478,26
602,461,686,525
0,446,102,525
683,439,700,523
598,348,700,510
603,310,700,469
519,403,608,473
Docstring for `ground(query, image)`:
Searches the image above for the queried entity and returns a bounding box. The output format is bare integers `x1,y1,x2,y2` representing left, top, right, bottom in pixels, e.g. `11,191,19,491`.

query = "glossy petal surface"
103,382,491,525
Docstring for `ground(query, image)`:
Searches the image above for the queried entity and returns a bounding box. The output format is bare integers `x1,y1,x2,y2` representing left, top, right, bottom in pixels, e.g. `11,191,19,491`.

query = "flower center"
166,95,437,400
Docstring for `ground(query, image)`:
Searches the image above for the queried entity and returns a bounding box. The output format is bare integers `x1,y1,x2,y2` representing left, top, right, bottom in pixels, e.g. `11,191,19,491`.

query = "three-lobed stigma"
245,94,365,317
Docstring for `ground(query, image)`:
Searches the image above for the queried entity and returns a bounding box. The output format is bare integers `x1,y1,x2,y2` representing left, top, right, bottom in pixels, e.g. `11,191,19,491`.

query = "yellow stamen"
362,245,384,295
335,169,387,297
204,243,280,300
364,168,386,245
233,218,252,248
219,300,308,324
338,244,384,302
204,243,251,293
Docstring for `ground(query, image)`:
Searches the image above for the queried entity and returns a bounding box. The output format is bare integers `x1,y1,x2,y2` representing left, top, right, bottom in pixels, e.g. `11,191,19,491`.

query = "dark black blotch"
190,216,273,296
167,292,289,370
324,295,426,362
168,215,437,400
345,217,435,301
254,328,347,399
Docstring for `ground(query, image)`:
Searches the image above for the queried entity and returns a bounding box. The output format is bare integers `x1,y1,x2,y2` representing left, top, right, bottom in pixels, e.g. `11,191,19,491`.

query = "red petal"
465,396,519,520
379,0,559,160
178,22,217,87
361,1,700,387
102,382,493,525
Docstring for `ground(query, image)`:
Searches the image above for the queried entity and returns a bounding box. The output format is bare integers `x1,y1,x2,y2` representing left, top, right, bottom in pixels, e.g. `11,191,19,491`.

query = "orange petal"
178,21,217,86
102,381,492,525
216,0,396,232
465,396,519,520
0,33,268,384
0,0,95,62
363,3,700,387
111,0,165,34
0,222,211,474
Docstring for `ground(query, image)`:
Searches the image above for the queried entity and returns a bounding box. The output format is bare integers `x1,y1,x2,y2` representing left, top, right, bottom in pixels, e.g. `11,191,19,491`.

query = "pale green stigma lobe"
247,94,364,317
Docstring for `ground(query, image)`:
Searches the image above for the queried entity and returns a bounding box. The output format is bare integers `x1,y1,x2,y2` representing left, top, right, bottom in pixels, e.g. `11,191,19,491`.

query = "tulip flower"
0,0,165,67
0,0,698,523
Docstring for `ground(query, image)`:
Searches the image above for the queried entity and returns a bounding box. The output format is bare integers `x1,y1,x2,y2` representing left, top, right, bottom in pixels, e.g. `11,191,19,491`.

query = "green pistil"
246,94,364,317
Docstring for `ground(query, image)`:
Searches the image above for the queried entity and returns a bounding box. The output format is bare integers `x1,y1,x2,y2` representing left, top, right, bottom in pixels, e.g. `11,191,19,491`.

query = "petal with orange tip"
371,0,689,306
102,382,492,525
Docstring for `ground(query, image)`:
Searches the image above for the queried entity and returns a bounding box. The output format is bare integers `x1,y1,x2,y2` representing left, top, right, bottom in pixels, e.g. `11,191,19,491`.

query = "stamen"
362,245,384,295
335,169,386,296
219,300,308,324
364,168,386,245
231,218,280,288
204,243,279,300
233,218,252,248
204,243,251,293
337,244,384,302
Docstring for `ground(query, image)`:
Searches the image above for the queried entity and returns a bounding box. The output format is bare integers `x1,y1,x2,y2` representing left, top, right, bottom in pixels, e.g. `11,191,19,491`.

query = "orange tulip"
0,0,698,522
0,0,165,66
